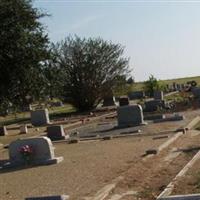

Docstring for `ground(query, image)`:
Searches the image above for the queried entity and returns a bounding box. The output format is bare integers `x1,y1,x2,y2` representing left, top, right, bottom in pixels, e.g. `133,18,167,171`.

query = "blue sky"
34,0,200,81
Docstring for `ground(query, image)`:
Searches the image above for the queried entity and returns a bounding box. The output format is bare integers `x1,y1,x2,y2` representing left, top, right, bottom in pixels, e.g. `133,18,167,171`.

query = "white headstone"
7,137,63,167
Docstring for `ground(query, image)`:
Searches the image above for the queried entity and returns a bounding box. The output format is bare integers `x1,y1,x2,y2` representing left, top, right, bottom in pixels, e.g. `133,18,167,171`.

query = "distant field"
130,75,200,91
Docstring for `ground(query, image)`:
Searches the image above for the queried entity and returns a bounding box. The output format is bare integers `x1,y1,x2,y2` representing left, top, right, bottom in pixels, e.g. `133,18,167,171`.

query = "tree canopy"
0,0,50,112
51,36,130,111
144,75,164,96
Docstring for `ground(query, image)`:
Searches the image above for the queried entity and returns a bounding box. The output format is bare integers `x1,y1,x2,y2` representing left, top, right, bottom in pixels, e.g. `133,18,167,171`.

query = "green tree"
0,0,50,111
144,75,164,96
52,36,130,111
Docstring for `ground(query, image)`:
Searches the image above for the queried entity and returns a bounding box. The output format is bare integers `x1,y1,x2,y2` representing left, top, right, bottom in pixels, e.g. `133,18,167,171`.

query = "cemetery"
1,1,200,200
1,86,200,200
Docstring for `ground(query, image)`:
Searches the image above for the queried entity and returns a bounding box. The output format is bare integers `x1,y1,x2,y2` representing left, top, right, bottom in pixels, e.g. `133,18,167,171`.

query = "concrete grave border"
159,194,200,200
157,150,200,199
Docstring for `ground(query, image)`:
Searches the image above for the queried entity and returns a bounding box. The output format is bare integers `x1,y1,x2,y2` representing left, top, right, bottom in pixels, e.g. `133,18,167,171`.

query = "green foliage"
144,75,165,96
51,36,130,111
0,0,50,111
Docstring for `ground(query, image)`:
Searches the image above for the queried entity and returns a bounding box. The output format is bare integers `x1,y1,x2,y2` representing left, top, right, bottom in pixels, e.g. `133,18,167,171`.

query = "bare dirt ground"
0,135,167,200
106,131,200,200
172,133,200,195
0,109,200,200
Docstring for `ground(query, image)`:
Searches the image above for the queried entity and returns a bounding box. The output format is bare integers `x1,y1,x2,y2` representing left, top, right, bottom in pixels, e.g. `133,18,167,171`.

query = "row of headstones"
128,90,164,100
0,125,28,136
166,82,186,92
166,80,197,92
2,105,182,172
103,92,165,112
0,109,50,136
0,109,51,138
103,90,164,107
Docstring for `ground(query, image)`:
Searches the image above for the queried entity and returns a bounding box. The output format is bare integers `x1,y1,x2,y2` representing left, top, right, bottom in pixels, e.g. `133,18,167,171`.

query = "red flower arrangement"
19,145,33,165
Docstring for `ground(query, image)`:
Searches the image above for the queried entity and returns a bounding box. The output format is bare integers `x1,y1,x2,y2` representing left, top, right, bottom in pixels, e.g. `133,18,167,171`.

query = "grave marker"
47,125,68,141
117,105,145,127
154,91,164,100
5,137,63,167
0,126,7,136
119,96,129,106
102,96,116,107
20,124,28,134
31,109,50,126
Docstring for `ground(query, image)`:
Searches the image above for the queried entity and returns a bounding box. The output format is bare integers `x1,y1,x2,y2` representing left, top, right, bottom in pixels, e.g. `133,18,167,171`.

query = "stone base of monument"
144,114,166,121
158,194,200,200
68,137,79,144
154,115,184,123
117,122,147,129
1,137,63,169
25,195,69,200
3,157,63,169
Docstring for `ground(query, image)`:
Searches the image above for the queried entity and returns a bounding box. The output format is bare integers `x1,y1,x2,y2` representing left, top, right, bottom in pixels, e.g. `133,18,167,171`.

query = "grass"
0,104,76,126
130,75,200,92
192,171,200,191
0,75,200,125
164,92,190,102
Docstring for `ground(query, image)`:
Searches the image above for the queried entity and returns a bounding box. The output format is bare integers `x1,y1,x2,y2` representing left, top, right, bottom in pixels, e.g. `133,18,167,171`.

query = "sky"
34,0,200,81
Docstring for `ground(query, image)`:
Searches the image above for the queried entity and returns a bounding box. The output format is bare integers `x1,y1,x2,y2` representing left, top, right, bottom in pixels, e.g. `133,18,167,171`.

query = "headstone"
0,126,7,136
47,125,68,141
128,91,145,100
144,100,165,112
180,83,185,91
173,82,177,91
6,137,63,167
52,101,64,107
117,105,145,127
144,91,151,97
154,91,164,100
192,87,200,98
119,96,129,106
166,84,170,91
25,195,69,200
20,124,28,134
31,109,50,126
176,84,181,91
29,104,33,111
102,96,116,107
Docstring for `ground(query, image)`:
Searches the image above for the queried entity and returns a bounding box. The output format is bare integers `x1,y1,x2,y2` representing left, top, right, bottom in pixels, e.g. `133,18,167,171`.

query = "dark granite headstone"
102,96,116,106
128,91,145,100
119,96,129,106
47,125,67,141
144,100,165,112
